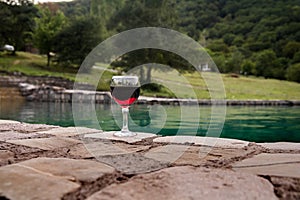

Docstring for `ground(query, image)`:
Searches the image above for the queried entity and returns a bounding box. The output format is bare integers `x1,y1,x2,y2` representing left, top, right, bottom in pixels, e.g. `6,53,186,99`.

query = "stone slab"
36,127,102,137
0,164,80,200
154,136,249,148
7,137,82,150
257,142,300,151
0,131,40,141
0,120,20,124
85,141,150,156
69,142,151,158
232,153,300,178
68,143,93,158
84,131,157,144
145,144,254,165
88,166,277,200
19,157,115,182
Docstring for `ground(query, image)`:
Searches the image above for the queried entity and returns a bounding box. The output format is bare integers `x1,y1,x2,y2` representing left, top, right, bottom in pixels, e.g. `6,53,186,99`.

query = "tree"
54,16,103,67
283,41,300,59
286,63,300,83
109,0,180,83
33,6,66,66
254,49,279,78
0,0,37,54
110,0,177,30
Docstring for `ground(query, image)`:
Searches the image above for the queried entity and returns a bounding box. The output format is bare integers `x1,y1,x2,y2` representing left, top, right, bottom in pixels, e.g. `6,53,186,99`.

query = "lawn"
1,52,300,100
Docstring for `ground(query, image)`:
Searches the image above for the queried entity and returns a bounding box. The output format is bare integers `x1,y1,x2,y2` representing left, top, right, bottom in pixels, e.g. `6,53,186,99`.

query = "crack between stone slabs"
221,143,266,167
264,149,300,154
259,175,300,200
14,163,63,179
0,195,10,200
62,172,128,200
233,161,300,168
0,142,85,167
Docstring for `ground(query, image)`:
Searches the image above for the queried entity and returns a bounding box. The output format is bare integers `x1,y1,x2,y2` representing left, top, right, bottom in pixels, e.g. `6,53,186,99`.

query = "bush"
286,63,300,83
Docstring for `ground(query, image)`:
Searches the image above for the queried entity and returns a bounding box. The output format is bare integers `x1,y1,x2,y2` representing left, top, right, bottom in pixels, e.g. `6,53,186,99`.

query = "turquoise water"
1,99,299,142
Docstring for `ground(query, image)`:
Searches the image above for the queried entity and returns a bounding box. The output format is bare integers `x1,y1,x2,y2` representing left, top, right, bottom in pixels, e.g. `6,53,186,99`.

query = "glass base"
113,130,137,137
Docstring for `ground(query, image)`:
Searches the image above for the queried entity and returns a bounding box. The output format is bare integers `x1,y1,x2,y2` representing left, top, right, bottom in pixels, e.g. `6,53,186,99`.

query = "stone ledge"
1,119,300,199
153,135,249,148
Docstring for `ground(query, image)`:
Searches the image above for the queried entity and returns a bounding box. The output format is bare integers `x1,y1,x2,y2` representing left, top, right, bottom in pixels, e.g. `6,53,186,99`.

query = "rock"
0,164,80,200
7,137,82,151
154,136,249,148
19,157,115,182
257,142,300,151
87,166,278,200
232,153,300,178
84,131,158,144
36,127,102,137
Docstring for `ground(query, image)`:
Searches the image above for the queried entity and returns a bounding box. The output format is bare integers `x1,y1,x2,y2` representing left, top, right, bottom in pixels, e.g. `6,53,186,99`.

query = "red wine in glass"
110,86,140,107
110,76,140,137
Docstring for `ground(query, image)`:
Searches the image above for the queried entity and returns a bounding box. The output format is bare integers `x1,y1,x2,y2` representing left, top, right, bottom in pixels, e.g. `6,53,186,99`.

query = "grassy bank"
1,52,300,100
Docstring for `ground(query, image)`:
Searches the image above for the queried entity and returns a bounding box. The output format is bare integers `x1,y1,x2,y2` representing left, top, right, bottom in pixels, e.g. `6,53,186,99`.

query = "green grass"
1,52,300,100
0,52,115,90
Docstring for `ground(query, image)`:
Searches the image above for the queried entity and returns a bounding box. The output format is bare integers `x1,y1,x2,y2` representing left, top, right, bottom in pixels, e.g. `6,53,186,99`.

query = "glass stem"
121,106,129,133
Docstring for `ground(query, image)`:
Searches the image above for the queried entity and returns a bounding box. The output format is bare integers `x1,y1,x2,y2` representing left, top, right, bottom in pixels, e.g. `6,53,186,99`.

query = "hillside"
1,52,300,100
177,0,300,80
54,0,300,82
0,0,299,90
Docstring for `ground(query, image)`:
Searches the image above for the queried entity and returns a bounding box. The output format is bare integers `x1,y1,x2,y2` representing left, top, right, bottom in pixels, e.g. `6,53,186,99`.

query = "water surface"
1,97,299,142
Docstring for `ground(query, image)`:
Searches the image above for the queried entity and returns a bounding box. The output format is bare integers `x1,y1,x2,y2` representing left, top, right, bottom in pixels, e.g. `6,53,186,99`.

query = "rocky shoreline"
0,119,299,199
1,75,300,106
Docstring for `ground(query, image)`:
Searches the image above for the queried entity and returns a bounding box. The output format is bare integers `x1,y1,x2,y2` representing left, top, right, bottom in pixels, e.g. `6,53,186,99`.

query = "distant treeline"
0,0,299,82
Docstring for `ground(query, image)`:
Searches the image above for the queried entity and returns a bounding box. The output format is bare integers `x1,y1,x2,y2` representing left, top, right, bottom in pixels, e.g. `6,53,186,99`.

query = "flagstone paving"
87,166,278,200
0,121,299,199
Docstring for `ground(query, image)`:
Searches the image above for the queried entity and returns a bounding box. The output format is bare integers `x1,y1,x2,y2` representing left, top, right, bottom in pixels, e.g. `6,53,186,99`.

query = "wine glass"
110,76,140,137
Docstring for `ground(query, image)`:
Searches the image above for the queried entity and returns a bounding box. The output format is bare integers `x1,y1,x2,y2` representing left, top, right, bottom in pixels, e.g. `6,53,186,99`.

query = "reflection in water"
0,88,299,143
0,87,26,119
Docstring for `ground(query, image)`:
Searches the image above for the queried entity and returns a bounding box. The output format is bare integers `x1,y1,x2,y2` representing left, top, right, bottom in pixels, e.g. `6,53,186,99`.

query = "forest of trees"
0,0,300,82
